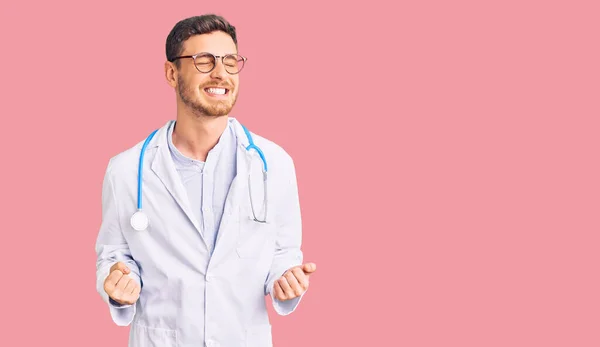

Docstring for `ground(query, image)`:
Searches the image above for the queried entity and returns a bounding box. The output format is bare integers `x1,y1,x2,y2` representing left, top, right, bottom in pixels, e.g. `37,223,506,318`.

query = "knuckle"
103,282,112,293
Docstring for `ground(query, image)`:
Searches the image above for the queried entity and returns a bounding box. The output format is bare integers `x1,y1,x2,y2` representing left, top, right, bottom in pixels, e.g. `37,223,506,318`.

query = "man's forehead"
182,32,237,55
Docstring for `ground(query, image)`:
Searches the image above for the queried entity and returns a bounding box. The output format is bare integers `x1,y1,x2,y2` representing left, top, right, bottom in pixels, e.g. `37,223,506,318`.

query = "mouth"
203,87,230,98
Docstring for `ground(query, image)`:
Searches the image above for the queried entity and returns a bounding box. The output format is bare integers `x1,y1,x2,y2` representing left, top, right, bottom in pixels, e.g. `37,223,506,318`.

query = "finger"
131,283,141,297
110,261,130,275
273,281,285,301
104,270,124,291
302,262,317,274
121,280,139,304
285,270,304,296
111,276,131,301
278,277,295,299
124,278,137,294
116,275,132,291
292,267,309,291
110,276,130,301
124,283,142,305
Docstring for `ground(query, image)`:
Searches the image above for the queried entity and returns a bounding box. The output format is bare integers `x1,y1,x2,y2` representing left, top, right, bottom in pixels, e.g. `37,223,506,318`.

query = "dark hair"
166,14,238,68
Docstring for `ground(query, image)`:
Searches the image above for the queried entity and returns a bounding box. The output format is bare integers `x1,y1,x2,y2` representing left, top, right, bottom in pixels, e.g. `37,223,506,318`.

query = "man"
95,14,315,347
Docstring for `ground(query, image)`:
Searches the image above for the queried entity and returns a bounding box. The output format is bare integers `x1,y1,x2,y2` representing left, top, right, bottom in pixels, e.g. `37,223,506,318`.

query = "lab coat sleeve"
264,157,306,315
95,160,141,326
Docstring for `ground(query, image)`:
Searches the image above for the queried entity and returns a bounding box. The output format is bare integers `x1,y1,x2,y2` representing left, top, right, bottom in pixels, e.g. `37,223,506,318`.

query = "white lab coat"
95,118,305,347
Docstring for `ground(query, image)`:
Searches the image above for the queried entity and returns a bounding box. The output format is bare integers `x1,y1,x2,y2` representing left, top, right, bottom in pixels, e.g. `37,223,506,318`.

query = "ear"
165,61,177,88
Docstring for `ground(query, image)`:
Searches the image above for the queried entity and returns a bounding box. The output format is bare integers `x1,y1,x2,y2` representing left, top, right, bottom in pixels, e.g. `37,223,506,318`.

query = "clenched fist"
103,261,141,305
274,262,316,301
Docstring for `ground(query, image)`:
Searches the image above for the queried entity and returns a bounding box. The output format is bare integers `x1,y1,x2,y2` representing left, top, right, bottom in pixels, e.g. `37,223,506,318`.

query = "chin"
211,108,233,117
200,104,233,118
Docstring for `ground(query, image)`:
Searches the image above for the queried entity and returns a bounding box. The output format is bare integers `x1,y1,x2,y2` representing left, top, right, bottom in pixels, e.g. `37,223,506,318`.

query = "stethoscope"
129,123,268,231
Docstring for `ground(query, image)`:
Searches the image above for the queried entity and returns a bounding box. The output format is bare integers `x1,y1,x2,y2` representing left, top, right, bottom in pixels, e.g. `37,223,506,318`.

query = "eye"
195,54,214,65
223,56,239,68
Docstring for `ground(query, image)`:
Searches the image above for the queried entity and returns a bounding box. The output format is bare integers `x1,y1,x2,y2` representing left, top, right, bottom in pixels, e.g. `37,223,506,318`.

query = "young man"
95,14,315,347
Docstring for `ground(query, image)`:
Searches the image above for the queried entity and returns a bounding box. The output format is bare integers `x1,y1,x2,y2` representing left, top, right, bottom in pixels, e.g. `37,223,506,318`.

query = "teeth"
206,88,226,95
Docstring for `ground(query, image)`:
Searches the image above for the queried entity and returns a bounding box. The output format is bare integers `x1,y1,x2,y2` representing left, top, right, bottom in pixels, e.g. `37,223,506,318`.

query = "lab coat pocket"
236,218,274,259
246,324,273,347
131,323,177,347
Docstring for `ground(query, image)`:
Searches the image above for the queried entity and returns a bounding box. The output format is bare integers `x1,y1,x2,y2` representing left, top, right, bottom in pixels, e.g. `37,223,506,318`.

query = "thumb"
111,261,130,275
302,262,317,274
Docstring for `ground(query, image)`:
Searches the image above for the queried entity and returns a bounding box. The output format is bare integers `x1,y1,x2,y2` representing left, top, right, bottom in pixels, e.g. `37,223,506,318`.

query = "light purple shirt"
166,121,237,255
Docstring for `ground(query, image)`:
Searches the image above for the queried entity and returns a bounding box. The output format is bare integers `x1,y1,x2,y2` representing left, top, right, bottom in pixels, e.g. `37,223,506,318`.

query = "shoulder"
103,124,168,180
100,142,144,194
104,120,171,175
105,142,143,175
244,127,296,173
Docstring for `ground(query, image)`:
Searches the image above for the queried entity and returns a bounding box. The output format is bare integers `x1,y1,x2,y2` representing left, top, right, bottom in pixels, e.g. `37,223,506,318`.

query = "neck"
172,111,229,162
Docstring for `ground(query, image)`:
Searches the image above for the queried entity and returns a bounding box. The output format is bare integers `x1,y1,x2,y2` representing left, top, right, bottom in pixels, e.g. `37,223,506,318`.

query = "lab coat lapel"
212,119,250,258
150,122,204,240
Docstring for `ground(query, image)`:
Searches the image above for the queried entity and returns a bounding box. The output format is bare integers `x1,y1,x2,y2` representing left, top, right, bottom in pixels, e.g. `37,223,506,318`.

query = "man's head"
165,15,246,118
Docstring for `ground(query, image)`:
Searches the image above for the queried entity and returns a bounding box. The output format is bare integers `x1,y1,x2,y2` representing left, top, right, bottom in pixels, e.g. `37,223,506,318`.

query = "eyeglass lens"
194,53,245,73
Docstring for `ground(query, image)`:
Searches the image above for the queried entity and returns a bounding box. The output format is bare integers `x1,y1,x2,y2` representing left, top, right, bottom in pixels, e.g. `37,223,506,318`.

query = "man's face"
175,31,240,118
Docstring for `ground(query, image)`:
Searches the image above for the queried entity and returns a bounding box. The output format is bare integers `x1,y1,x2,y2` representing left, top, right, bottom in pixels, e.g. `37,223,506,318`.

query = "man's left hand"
273,262,316,301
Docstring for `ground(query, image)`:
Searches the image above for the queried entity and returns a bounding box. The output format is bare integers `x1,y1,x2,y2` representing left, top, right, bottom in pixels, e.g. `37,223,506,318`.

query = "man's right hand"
103,261,141,306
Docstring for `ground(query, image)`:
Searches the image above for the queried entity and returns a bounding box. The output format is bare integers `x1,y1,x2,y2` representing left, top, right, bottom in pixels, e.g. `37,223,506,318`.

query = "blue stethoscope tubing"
130,123,267,231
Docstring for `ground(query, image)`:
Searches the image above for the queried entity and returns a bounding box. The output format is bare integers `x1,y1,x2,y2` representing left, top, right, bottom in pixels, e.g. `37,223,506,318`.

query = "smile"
204,87,229,96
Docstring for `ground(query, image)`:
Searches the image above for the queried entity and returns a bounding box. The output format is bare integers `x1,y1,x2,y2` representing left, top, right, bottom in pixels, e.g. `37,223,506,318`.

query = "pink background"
1,0,599,346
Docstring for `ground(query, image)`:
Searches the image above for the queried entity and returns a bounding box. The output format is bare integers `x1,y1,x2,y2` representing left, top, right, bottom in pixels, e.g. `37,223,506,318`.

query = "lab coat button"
206,339,219,347
206,274,212,282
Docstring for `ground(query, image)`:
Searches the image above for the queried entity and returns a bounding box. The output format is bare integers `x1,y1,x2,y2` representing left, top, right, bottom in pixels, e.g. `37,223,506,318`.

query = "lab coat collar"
228,117,252,149
146,116,252,255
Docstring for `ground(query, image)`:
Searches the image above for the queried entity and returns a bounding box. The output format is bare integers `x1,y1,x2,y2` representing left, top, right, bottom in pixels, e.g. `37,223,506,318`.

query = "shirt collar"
166,120,231,168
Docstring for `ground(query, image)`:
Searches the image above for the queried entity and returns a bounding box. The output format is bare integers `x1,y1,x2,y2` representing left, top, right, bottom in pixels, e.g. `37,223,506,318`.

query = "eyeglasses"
171,52,247,74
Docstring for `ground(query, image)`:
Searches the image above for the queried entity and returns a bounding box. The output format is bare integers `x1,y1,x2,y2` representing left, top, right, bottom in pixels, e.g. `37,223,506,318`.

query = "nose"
209,58,228,79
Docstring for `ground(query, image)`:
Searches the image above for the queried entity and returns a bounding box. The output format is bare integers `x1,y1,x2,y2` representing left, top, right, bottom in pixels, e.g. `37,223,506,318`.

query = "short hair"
165,14,238,67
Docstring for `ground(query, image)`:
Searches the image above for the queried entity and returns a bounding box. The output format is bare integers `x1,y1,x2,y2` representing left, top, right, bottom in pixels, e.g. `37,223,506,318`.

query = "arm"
95,159,141,326
264,157,306,315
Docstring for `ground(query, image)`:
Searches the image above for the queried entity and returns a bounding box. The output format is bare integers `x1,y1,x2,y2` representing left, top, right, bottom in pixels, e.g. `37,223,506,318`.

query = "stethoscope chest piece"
130,210,149,231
